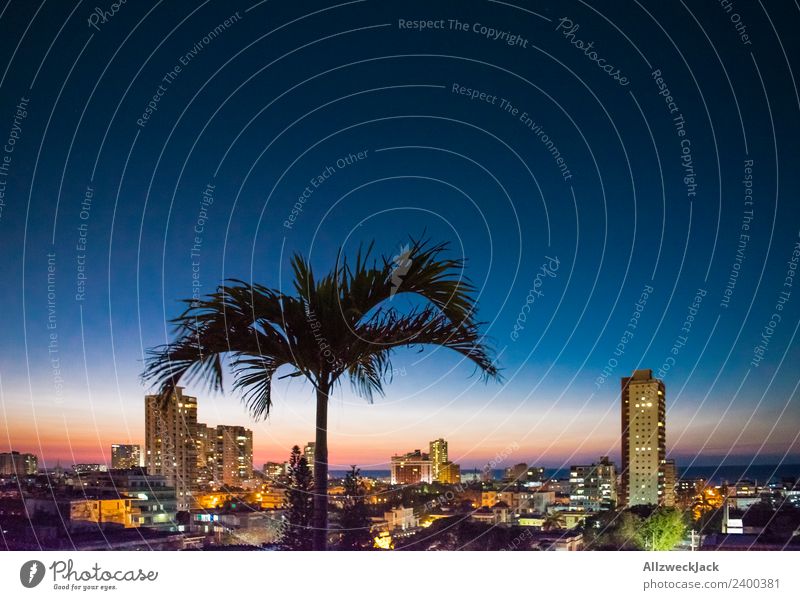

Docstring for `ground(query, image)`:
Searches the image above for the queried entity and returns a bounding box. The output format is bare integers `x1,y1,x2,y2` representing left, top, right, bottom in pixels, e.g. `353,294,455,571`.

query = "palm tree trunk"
313,384,329,550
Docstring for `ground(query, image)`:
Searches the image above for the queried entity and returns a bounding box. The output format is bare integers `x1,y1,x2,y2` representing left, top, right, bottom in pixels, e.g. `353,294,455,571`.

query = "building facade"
145,387,198,510
569,456,617,511
429,438,448,480
303,442,316,476
621,369,666,507
215,425,253,487
438,461,461,484
663,459,677,507
390,450,433,485
0,451,38,476
111,444,142,470
195,424,216,489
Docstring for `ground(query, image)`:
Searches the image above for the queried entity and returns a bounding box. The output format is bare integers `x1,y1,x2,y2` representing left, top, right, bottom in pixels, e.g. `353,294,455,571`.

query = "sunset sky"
1,1,798,472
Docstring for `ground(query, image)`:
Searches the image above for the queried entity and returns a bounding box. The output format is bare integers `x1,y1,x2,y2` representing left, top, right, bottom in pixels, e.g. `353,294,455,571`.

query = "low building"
384,506,418,531
191,507,283,546
390,450,432,485
569,456,617,511
481,490,554,515
470,503,510,525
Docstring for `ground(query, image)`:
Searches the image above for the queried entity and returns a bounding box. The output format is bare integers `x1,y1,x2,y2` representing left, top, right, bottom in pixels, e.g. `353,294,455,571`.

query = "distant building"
663,459,677,507
390,450,432,485
195,424,216,488
526,466,546,485
263,462,287,482
73,463,108,474
94,469,178,529
481,490,554,515
503,463,529,482
384,506,418,531
429,438,448,480
28,469,178,531
111,444,142,470
215,426,253,487
437,461,461,485
303,442,316,476
0,451,38,476
569,456,617,511
145,387,198,511
621,369,666,506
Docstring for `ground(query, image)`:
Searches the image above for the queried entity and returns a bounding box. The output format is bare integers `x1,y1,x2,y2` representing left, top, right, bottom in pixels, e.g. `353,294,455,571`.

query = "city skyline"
1,2,799,480
5,367,798,474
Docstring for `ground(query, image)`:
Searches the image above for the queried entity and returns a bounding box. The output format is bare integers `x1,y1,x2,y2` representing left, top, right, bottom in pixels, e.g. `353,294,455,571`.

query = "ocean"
331,464,800,484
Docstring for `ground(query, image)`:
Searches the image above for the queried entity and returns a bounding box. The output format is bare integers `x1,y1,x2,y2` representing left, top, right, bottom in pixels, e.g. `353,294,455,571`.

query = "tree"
282,446,314,550
144,239,499,550
640,507,687,551
338,466,372,550
542,511,567,531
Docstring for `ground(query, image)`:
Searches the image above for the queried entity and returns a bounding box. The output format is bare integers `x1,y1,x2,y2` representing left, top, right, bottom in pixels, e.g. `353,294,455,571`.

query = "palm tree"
143,239,499,550
542,511,567,531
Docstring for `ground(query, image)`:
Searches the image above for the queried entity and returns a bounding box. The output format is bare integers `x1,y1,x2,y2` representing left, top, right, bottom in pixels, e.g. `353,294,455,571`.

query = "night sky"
0,0,798,473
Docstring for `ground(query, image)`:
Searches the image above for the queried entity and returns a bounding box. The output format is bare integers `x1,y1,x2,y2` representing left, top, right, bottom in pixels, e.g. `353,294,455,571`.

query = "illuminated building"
620,369,666,506
195,424,216,488
503,463,529,482
0,451,38,475
437,461,461,484
145,387,198,510
429,438,448,480
90,469,178,530
25,496,138,529
569,456,617,511
263,461,287,482
111,444,142,469
384,506,418,531
663,459,677,507
215,425,253,487
73,463,108,474
390,450,432,484
480,490,554,515
29,469,179,531
526,466,546,485
303,442,316,476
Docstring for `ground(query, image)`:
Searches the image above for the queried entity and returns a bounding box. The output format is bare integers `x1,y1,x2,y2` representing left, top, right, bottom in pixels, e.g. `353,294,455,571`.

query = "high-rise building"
569,456,617,511
390,450,433,485
195,424,216,488
438,461,461,484
303,442,316,476
215,425,253,487
0,451,38,476
429,438,448,480
111,444,142,469
621,369,666,507
145,387,198,510
663,459,677,507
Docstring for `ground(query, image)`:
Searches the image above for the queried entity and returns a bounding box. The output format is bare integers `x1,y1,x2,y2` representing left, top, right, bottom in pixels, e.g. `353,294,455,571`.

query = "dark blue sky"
0,0,798,471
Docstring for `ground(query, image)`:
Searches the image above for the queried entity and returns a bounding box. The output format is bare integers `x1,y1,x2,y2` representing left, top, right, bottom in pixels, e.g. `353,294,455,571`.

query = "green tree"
542,511,567,531
640,507,687,551
338,466,372,550
282,445,314,550
144,239,499,550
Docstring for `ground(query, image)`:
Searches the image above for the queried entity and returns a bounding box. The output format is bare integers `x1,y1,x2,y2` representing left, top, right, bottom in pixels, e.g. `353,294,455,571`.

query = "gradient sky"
1,1,798,473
